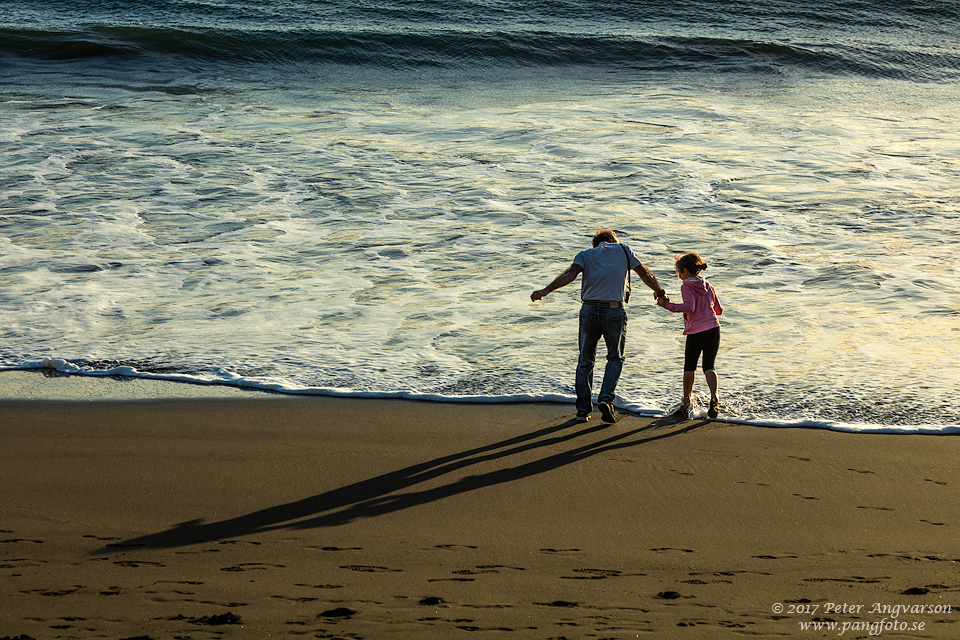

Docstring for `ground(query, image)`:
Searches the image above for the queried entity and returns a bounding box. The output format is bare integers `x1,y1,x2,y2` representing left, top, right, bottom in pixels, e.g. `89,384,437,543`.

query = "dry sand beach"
1,371,959,638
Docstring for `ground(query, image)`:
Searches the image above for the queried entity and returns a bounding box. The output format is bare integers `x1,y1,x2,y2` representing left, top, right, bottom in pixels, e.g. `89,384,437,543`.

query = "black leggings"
684,326,720,372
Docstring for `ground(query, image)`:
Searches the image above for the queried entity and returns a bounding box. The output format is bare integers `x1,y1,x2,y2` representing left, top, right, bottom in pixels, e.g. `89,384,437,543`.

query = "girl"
656,253,723,418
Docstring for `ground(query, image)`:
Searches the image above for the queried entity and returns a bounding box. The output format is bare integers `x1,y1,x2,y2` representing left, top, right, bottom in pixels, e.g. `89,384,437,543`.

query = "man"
531,229,666,423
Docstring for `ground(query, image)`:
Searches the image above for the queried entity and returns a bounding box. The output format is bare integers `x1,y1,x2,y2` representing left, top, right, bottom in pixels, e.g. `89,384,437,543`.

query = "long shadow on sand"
97,415,708,552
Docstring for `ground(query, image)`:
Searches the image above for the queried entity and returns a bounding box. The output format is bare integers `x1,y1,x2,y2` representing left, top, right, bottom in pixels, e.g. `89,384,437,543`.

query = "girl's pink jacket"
663,277,723,335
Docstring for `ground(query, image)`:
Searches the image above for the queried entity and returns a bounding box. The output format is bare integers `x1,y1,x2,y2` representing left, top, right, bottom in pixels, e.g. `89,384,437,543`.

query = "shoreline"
2,374,959,637
2,368,957,436
0,369,279,402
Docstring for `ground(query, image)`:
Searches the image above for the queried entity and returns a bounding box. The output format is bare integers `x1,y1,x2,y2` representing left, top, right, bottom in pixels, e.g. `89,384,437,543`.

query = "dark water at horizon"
3,0,958,80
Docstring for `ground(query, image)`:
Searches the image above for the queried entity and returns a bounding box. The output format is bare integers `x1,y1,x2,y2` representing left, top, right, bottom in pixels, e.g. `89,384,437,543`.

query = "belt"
582,300,623,308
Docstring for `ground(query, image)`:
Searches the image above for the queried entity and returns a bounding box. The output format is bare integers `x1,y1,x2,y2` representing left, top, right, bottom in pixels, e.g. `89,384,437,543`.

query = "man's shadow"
96,414,708,553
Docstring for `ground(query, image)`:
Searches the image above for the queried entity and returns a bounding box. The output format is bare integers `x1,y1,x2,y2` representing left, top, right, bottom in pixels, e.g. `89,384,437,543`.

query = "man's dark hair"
592,228,618,247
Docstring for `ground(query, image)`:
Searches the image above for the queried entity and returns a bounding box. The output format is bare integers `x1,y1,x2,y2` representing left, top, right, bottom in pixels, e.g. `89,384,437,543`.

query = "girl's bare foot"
708,397,720,419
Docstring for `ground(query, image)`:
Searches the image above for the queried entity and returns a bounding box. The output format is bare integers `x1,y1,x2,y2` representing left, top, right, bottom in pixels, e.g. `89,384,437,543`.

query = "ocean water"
1,0,958,432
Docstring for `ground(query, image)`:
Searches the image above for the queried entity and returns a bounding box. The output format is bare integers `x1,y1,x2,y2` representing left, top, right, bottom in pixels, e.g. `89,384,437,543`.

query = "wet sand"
1,372,959,638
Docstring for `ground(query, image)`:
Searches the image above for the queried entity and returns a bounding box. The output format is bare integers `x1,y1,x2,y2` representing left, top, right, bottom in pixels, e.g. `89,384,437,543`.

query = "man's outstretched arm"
531,264,583,301
634,263,667,300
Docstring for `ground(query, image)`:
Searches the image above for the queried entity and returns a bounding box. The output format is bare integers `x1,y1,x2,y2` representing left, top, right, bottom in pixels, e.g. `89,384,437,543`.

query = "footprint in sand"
924,479,947,486
434,544,479,550
683,577,733,584
0,559,45,570
803,576,884,584
114,560,165,568
164,612,242,625
920,519,947,526
912,555,960,562
21,586,83,596
49,615,86,629
857,506,893,511
561,568,624,580
270,595,319,603
689,570,771,578
314,546,363,551
196,599,246,607
793,493,819,500
428,577,475,582
678,618,751,628
220,563,284,572
651,547,694,554
148,587,196,596
340,565,401,573
453,568,499,575
535,600,578,607
539,548,581,555
867,552,944,562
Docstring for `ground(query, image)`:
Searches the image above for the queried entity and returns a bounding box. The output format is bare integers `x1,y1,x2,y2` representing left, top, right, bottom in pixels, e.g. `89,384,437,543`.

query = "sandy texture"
2,382,959,638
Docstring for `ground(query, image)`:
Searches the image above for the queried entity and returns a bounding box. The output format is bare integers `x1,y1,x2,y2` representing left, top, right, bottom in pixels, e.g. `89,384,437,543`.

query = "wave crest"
1,26,956,81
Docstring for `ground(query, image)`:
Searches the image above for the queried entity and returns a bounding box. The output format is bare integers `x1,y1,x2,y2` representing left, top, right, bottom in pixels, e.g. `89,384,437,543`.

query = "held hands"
654,289,670,307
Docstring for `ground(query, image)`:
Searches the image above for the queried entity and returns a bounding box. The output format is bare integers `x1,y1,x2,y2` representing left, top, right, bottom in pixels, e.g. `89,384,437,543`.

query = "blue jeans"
575,305,627,414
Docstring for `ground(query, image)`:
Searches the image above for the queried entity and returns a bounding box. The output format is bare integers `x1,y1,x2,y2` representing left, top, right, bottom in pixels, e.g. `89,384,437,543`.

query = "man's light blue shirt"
573,241,640,302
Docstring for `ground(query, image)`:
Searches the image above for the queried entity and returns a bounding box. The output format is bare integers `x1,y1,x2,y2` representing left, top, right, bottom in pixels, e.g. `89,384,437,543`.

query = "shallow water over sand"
2,0,959,431
2,69,957,431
